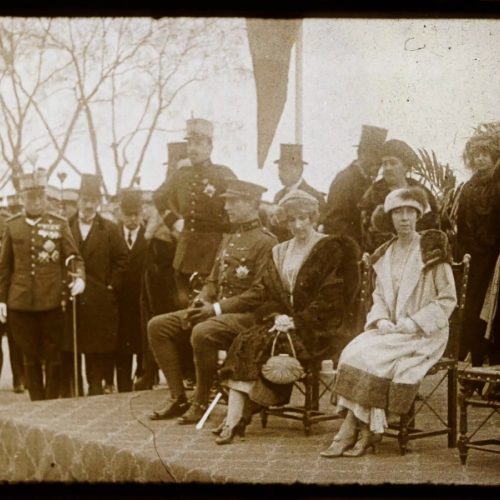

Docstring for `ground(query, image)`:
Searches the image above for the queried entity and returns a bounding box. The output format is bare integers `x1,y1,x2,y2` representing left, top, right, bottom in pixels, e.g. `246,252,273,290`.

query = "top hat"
220,179,268,200
380,139,420,169
18,168,48,192
356,125,389,158
184,118,213,140
274,144,308,165
79,174,102,199
120,188,143,213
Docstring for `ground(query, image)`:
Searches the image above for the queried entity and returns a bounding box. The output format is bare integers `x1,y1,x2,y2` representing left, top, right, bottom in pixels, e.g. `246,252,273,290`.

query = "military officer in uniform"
153,118,237,309
148,179,277,424
0,169,85,401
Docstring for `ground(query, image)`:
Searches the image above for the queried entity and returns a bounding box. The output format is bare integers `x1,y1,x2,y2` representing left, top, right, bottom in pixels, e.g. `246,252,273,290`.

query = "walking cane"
65,255,79,399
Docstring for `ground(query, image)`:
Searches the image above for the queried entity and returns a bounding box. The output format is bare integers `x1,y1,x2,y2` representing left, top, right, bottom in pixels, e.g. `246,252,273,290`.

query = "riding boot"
24,362,45,401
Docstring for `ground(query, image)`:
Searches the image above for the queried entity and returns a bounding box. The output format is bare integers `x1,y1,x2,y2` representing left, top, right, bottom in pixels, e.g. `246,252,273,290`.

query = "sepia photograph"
0,10,500,486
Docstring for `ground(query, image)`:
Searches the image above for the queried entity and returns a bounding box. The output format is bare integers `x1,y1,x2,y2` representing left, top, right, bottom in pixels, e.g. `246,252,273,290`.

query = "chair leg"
448,367,458,448
399,413,410,456
260,408,268,429
458,392,468,465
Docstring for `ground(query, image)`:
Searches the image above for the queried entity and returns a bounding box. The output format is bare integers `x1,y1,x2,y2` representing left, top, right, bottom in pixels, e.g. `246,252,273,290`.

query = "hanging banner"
246,19,301,169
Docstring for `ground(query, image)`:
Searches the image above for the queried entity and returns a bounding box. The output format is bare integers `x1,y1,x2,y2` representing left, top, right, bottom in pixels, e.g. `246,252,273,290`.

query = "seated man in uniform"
148,179,277,425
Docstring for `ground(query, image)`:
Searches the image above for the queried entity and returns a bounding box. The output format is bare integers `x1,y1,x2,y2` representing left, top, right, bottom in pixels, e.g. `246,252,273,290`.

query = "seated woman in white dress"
321,187,457,458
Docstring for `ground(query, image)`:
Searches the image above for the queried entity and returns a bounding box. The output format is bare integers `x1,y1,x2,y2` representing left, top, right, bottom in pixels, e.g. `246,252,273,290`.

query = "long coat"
456,166,500,356
62,213,128,353
220,235,360,387
117,224,147,355
334,230,457,415
323,161,373,245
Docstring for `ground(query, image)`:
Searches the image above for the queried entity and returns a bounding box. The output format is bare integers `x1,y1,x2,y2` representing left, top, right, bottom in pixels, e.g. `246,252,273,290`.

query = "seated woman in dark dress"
213,189,361,444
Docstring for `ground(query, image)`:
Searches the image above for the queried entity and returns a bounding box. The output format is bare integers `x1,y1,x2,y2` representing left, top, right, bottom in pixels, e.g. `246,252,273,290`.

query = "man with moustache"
0,169,85,401
153,119,237,310
60,174,128,396
148,179,277,425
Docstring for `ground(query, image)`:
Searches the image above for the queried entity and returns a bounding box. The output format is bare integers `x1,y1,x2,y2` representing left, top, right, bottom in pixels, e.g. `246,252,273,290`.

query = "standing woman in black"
457,122,500,367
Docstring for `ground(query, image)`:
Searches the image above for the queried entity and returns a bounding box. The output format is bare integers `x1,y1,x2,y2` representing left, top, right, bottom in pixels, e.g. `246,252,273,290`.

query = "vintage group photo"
0,16,499,485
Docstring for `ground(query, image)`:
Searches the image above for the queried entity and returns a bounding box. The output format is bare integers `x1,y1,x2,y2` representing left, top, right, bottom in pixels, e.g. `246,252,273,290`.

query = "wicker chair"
359,251,471,455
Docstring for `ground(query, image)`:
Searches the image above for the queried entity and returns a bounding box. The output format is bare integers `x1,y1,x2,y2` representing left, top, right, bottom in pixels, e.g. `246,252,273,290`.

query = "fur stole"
370,229,452,268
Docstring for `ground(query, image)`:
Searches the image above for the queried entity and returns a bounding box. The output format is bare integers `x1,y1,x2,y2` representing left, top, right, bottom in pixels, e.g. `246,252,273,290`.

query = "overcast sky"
3,18,500,202
144,18,500,202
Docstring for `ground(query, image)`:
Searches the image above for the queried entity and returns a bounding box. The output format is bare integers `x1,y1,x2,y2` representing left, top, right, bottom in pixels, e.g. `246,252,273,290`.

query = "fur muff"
219,235,361,384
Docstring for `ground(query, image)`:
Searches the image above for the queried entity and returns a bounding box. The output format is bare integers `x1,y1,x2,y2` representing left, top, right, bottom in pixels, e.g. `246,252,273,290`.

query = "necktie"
127,231,133,247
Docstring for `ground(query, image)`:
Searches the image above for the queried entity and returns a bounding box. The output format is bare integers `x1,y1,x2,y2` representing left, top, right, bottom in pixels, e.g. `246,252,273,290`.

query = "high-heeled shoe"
211,418,227,436
343,429,382,457
215,419,246,445
319,432,358,458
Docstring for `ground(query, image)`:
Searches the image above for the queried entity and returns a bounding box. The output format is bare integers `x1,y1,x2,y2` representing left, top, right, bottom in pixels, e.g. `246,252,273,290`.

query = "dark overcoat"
62,213,128,353
219,235,361,388
273,179,327,242
323,161,373,245
456,166,500,357
117,224,147,354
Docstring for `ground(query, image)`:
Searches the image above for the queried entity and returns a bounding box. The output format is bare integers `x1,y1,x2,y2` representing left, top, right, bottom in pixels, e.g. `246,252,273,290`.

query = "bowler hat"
220,179,267,200
184,118,213,140
274,144,308,165
120,188,142,213
381,139,420,169
356,125,388,158
19,168,48,192
79,174,102,199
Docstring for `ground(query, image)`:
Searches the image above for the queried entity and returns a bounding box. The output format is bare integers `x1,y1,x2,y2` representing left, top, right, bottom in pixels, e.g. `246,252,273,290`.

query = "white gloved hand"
0,303,7,323
69,277,85,296
377,319,396,334
395,317,419,334
269,314,295,333
173,218,184,233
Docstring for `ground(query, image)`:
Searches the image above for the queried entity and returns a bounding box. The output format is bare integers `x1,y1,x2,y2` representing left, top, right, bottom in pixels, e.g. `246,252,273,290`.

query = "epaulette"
47,211,68,221
6,213,23,222
261,226,278,240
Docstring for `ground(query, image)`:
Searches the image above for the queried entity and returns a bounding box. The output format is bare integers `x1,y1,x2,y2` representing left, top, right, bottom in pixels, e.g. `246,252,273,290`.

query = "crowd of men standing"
0,119,444,403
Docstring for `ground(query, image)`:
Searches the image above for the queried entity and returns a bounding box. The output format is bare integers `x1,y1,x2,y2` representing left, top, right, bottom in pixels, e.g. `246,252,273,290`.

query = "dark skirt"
220,320,306,407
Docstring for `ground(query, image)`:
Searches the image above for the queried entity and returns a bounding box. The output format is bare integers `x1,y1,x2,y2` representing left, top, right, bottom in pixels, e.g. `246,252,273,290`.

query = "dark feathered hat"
463,121,500,169
380,139,420,170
